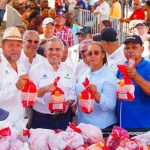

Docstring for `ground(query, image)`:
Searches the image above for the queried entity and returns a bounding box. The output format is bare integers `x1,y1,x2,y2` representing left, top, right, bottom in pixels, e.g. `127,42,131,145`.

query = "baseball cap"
0,108,9,121
93,33,101,41
124,35,143,46
56,10,66,17
99,28,118,42
134,20,147,28
76,26,91,35
42,17,56,26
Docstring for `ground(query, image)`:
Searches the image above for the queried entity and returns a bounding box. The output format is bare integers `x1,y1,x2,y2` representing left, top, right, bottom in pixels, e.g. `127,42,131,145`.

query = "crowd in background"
0,0,150,133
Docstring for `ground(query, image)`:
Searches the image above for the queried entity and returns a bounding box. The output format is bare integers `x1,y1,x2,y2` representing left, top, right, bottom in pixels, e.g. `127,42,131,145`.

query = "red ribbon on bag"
0,127,11,136
69,122,82,133
23,129,30,136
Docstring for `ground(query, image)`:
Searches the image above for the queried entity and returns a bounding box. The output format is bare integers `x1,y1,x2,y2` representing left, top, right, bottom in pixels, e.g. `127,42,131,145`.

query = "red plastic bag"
78,78,95,114
49,77,67,113
116,65,135,101
21,80,37,107
106,126,129,150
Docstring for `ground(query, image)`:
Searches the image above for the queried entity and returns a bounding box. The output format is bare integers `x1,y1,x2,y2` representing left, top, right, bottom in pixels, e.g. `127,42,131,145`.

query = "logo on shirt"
42,74,48,79
64,73,71,79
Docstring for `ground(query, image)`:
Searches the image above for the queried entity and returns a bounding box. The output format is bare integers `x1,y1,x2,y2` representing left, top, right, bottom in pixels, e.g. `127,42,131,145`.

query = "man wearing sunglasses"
20,30,46,74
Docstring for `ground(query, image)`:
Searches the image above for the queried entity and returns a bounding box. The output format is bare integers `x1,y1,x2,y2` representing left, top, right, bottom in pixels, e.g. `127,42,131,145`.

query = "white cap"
42,17,56,26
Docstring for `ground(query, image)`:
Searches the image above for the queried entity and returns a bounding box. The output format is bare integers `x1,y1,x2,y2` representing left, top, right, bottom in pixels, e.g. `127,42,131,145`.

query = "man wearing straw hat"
0,27,29,127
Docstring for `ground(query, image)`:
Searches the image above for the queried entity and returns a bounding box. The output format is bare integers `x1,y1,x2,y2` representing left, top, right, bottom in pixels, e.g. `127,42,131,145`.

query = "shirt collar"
21,50,37,61
45,59,62,71
107,45,124,59
136,58,147,68
89,65,107,76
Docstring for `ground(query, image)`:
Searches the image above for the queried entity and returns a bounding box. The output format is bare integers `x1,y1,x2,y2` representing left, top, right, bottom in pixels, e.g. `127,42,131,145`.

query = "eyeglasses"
133,3,138,5
27,39,39,44
87,50,100,56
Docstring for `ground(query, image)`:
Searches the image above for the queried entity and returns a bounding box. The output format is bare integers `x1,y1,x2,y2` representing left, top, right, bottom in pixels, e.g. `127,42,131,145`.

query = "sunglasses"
87,50,100,56
27,39,39,44
133,3,139,5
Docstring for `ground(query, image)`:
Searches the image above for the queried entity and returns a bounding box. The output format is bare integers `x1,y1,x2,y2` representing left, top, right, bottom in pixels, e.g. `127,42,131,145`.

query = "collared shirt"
76,65,117,129
72,24,79,45
65,44,79,70
75,60,89,83
129,8,145,21
76,0,86,9
54,26,75,47
19,50,46,73
117,58,150,128
29,60,76,114
110,1,121,19
107,45,127,75
0,54,26,126
94,1,110,21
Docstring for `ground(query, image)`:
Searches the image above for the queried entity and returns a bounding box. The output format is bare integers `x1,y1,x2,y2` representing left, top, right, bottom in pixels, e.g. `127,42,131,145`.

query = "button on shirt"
107,45,126,75
19,50,46,73
29,60,76,114
0,54,26,126
76,65,117,129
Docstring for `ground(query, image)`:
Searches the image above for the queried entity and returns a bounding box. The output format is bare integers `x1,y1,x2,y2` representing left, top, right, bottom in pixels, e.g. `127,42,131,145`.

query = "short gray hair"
23,30,40,40
79,39,92,50
46,36,64,50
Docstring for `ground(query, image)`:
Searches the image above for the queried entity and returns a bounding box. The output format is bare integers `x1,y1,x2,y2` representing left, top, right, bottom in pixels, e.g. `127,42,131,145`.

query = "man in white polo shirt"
0,27,29,127
29,37,76,129
20,30,46,73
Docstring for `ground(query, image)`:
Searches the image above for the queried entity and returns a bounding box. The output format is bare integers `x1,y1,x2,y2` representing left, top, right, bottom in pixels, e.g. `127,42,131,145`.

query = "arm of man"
0,74,29,102
37,84,56,97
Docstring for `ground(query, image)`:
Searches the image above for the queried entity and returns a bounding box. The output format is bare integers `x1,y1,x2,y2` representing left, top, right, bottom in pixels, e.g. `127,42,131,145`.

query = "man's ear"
141,46,144,53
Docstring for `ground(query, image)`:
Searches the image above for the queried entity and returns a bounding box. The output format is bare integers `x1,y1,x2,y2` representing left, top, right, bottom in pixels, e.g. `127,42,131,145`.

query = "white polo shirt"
0,54,26,126
107,45,127,75
65,44,79,70
94,1,110,21
19,50,46,73
75,60,89,83
29,60,76,114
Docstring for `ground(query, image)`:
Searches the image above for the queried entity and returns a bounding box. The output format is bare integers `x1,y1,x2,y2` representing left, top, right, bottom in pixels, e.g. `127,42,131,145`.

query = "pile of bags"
0,123,150,150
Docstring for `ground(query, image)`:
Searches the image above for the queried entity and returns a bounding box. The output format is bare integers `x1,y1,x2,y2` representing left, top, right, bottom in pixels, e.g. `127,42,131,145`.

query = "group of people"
0,0,150,133
0,25,150,131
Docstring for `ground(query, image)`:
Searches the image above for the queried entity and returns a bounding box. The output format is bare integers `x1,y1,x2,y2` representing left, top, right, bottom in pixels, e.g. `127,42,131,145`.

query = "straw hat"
2,27,23,42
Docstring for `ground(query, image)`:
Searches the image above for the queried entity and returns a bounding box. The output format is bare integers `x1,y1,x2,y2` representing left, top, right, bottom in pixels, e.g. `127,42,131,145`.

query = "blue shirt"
76,0,86,9
76,65,117,129
117,58,150,129
72,24,79,45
